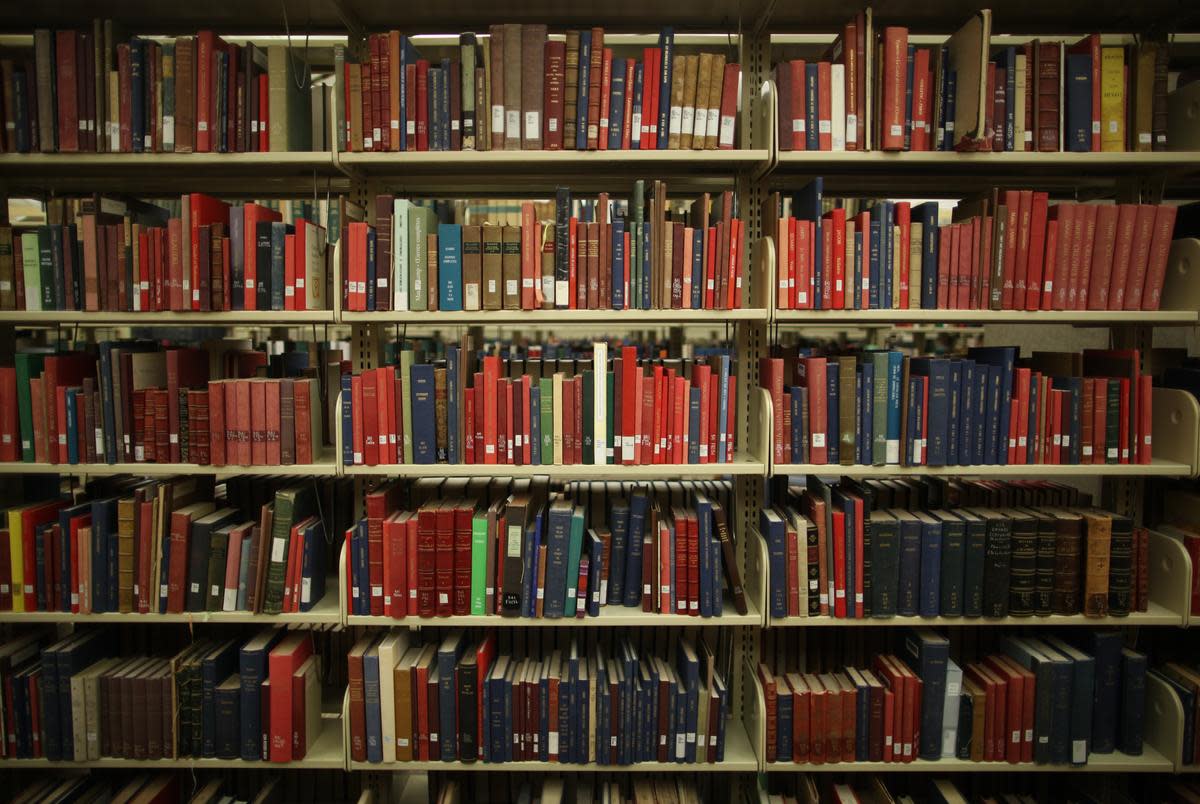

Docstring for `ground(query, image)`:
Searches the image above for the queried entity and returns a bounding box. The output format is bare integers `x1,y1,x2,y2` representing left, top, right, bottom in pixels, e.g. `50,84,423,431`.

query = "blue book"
47,631,106,759
855,368,864,463
793,181,823,307
917,513,942,616
201,640,239,757
587,531,603,616
826,363,840,464
543,501,572,618
933,510,966,617
687,387,702,464
64,389,78,465
437,633,464,761
641,224,653,309
576,32,592,150
913,201,940,308
899,628,951,760
1044,635,1096,764
790,387,803,462
1118,648,1147,756
656,29,675,149
896,512,922,617
696,499,712,617
851,670,871,759
715,354,730,463
804,63,819,151
623,492,649,607
868,205,882,309
363,643,383,762
945,70,958,149
936,45,951,149
239,626,284,761
971,365,992,465
904,45,915,149
608,58,627,149
438,223,463,310
340,373,354,465
958,359,976,463
445,345,460,464
690,227,704,309
863,361,875,464
88,497,115,613
1066,53,1092,152
272,222,293,311
947,360,962,466
881,201,893,306
298,519,326,612
837,492,857,618
1027,374,1040,462
354,520,370,615
612,216,626,309
630,62,644,150
758,511,787,619
912,358,950,466
409,363,436,464
853,229,864,309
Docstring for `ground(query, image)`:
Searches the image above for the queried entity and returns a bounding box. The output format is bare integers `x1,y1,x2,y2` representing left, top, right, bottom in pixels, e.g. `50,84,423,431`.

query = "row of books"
0,627,320,762
339,28,740,154
762,477,1148,621
1,347,329,467
759,346,1151,467
10,773,179,804
829,10,1169,152
763,774,1124,804
346,478,746,620
767,183,1178,312
758,628,1147,765
1,27,319,154
347,630,728,765
4,194,329,313
340,343,737,467
2,478,344,616
431,775,716,804
1155,661,1200,767
347,185,745,313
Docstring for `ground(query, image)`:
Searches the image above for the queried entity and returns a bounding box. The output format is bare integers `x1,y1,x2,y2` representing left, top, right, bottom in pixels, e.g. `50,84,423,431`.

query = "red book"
718,64,740,149
195,32,224,152
936,224,952,309
233,379,251,467
1122,204,1158,310
248,380,266,466
269,633,313,761
1143,204,1179,311
543,41,566,150
434,501,454,616
621,58,636,149
453,501,473,616
1105,204,1139,310
880,29,908,150
800,358,828,463
912,48,931,150
347,636,369,761
415,60,430,151
597,48,613,150
1048,203,1075,309
55,31,80,152
825,208,846,309
293,378,313,465
1073,203,1099,310
895,202,911,307
621,346,638,465
817,61,832,150
1024,192,1049,310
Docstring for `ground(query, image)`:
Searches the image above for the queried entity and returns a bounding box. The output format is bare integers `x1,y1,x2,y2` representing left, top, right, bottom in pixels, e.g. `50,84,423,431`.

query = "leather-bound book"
521,25,546,149
1107,513,1133,616
544,41,565,150
563,31,580,149
1081,511,1111,617
1036,41,1061,152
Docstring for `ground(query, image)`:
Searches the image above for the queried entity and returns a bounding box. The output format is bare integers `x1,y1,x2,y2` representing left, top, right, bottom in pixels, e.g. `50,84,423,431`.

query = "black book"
457,650,478,761
973,508,1011,617
893,509,921,617
1020,507,1058,616
1007,510,1037,617
1119,648,1147,756
255,221,273,313
186,507,240,612
868,510,898,618
954,509,987,618
1087,630,1124,754
931,509,966,617
955,691,973,759
1108,514,1134,616
215,673,241,759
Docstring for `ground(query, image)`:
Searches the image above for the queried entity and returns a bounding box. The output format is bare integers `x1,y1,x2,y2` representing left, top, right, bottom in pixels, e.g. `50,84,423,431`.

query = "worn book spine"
1082,512,1111,617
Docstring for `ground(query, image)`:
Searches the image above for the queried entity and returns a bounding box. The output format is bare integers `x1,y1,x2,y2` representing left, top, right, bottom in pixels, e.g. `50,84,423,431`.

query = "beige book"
909,221,923,308
679,54,700,149
501,225,521,309
692,53,713,148
462,224,482,310
348,61,363,152
376,630,410,762
1014,54,1027,149
845,219,857,308
389,32,402,150
295,655,322,758
552,372,565,464
705,54,727,149
481,224,503,310
695,677,709,757
668,54,687,148
503,23,523,149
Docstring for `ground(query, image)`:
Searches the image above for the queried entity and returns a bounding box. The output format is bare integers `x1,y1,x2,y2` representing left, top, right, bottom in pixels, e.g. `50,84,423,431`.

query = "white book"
831,63,846,151
593,341,608,465
377,630,411,763
392,199,411,310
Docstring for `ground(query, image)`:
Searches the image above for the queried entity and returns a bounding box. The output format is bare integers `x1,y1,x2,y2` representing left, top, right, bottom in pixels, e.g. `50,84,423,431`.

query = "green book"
206,525,232,612
400,348,415,463
267,45,313,151
409,206,435,310
563,504,585,617
606,371,615,464
470,511,488,615
14,352,45,462
582,370,594,466
262,485,316,614
20,232,41,313
539,377,553,465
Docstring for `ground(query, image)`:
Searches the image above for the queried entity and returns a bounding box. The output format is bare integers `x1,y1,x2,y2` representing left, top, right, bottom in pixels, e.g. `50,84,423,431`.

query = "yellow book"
8,508,24,613
1101,47,1125,152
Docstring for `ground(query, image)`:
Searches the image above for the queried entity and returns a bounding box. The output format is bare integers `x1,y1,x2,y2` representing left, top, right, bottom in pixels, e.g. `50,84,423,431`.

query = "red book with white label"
880,28,908,150
817,61,832,150
269,632,315,759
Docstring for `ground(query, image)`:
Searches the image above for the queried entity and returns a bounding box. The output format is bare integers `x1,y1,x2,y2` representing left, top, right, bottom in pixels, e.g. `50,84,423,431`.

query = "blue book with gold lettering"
438,223,462,310
409,363,436,464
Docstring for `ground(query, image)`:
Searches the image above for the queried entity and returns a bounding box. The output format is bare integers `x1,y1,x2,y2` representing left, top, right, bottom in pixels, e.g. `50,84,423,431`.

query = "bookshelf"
3,4,1200,796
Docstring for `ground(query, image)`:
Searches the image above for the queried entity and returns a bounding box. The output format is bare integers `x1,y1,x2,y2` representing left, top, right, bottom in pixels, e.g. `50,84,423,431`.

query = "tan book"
1082,511,1112,616
294,655,322,758
389,31,402,151
462,224,482,310
393,645,423,760
552,372,565,464
377,630,409,762
692,53,713,149
117,496,137,612
705,54,726,149
1133,41,1156,151
501,225,521,309
482,224,503,310
961,675,987,761
503,23,523,149
909,220,923,309
668,54,686,149
679,54,700,149
540,221,555,308
521,25,546,149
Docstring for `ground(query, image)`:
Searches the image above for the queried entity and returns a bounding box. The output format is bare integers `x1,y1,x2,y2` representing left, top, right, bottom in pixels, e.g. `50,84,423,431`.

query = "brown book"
462,224,482,310
1152,42,1169,151
1132,41,1156,152
706,54,727,149
962,675,987,761
1081,510,1111,617
488,25,505,150
679,54,700,149
521,25,546,149
501,225,521,310
586,221,599,309
668,54,686,149
502,24,522,150
34,30,55,151
1035,41,1061,152
693,53,713,150
838,357,857,465
586,28,603,150
482,223,503,310
563,31,580,150
374,195,394,311
425,232,439,311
